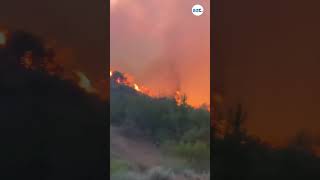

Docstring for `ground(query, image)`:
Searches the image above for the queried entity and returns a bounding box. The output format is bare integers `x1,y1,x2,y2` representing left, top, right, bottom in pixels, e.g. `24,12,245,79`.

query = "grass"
110,159,131,175
110,166,210,180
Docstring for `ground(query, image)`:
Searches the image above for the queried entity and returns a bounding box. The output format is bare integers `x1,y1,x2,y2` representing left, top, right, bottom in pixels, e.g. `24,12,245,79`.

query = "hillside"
110,126,165,168
0,30,107,179
110,71,210,180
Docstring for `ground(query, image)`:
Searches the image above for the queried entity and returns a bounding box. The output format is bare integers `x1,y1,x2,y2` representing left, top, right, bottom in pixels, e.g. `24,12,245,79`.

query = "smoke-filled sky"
0,0,107,83
111,0,210,107
215,0,320,145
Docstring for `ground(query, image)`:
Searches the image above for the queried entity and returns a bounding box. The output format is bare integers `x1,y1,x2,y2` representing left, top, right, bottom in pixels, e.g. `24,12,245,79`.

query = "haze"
111,0,210,107
214,0,320,145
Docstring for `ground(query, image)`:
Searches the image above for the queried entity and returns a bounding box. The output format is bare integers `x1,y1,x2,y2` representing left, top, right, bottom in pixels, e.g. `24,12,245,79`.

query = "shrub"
173,142,210,170
145,167,173,180
110,159,130,175
110,167,210,180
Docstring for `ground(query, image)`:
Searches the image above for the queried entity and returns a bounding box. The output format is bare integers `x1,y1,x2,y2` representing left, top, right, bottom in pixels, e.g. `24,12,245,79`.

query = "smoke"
0,0,107,82
111,0,210,106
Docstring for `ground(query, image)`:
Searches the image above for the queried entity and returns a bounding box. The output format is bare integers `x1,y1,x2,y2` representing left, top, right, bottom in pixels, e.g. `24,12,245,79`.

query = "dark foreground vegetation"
212,104,320,179
0,30,107,179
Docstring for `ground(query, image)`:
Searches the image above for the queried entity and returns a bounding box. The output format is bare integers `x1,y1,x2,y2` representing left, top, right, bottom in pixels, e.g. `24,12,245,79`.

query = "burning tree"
0,30,63,75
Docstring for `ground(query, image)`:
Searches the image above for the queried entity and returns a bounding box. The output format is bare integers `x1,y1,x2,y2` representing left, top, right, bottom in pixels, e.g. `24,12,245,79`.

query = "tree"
222,103,248,143
289,130,314,153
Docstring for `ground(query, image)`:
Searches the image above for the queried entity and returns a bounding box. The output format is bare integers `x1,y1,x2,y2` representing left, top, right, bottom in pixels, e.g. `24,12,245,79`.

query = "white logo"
192,4,204,16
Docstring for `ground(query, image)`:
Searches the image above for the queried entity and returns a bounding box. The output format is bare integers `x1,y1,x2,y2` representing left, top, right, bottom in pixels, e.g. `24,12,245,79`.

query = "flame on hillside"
0,29,198,106
110,70,153,96
174,90,183,105
0,29,103,98
110,70,185,105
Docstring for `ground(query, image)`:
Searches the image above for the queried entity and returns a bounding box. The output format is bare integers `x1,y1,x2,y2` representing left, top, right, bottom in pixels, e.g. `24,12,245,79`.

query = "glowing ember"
21,51,33,69
175,90,182,105
75,71,96,93
134,83,140,92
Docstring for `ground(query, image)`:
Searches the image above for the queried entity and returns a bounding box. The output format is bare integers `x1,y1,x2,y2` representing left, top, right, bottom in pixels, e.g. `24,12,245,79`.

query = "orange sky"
110,0,210,107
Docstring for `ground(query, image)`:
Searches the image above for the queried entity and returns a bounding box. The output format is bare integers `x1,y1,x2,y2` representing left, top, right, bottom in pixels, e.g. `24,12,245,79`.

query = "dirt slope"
110,126,168,168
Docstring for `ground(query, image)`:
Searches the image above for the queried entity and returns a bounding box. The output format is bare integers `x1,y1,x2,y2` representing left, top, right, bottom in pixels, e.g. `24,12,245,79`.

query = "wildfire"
110,70,153,96
133,83,140,92
175,90,183,105
109,70,190,107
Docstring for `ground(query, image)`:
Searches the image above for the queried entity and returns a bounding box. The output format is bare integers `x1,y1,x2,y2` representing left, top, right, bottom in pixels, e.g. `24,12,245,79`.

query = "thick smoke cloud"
111,0,210,106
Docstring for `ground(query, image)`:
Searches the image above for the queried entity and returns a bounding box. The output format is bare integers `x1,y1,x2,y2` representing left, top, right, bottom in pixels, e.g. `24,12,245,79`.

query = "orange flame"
109,70,204,108
174,90,183,105
110,70,153,96
134,83,140,92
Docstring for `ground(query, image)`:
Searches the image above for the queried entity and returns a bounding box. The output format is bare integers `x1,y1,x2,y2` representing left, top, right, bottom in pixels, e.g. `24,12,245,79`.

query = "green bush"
110,159,130,175
110,76,210,171
111,85,210,145
110,167,173,180
110,167,210,180
173,142,210,170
